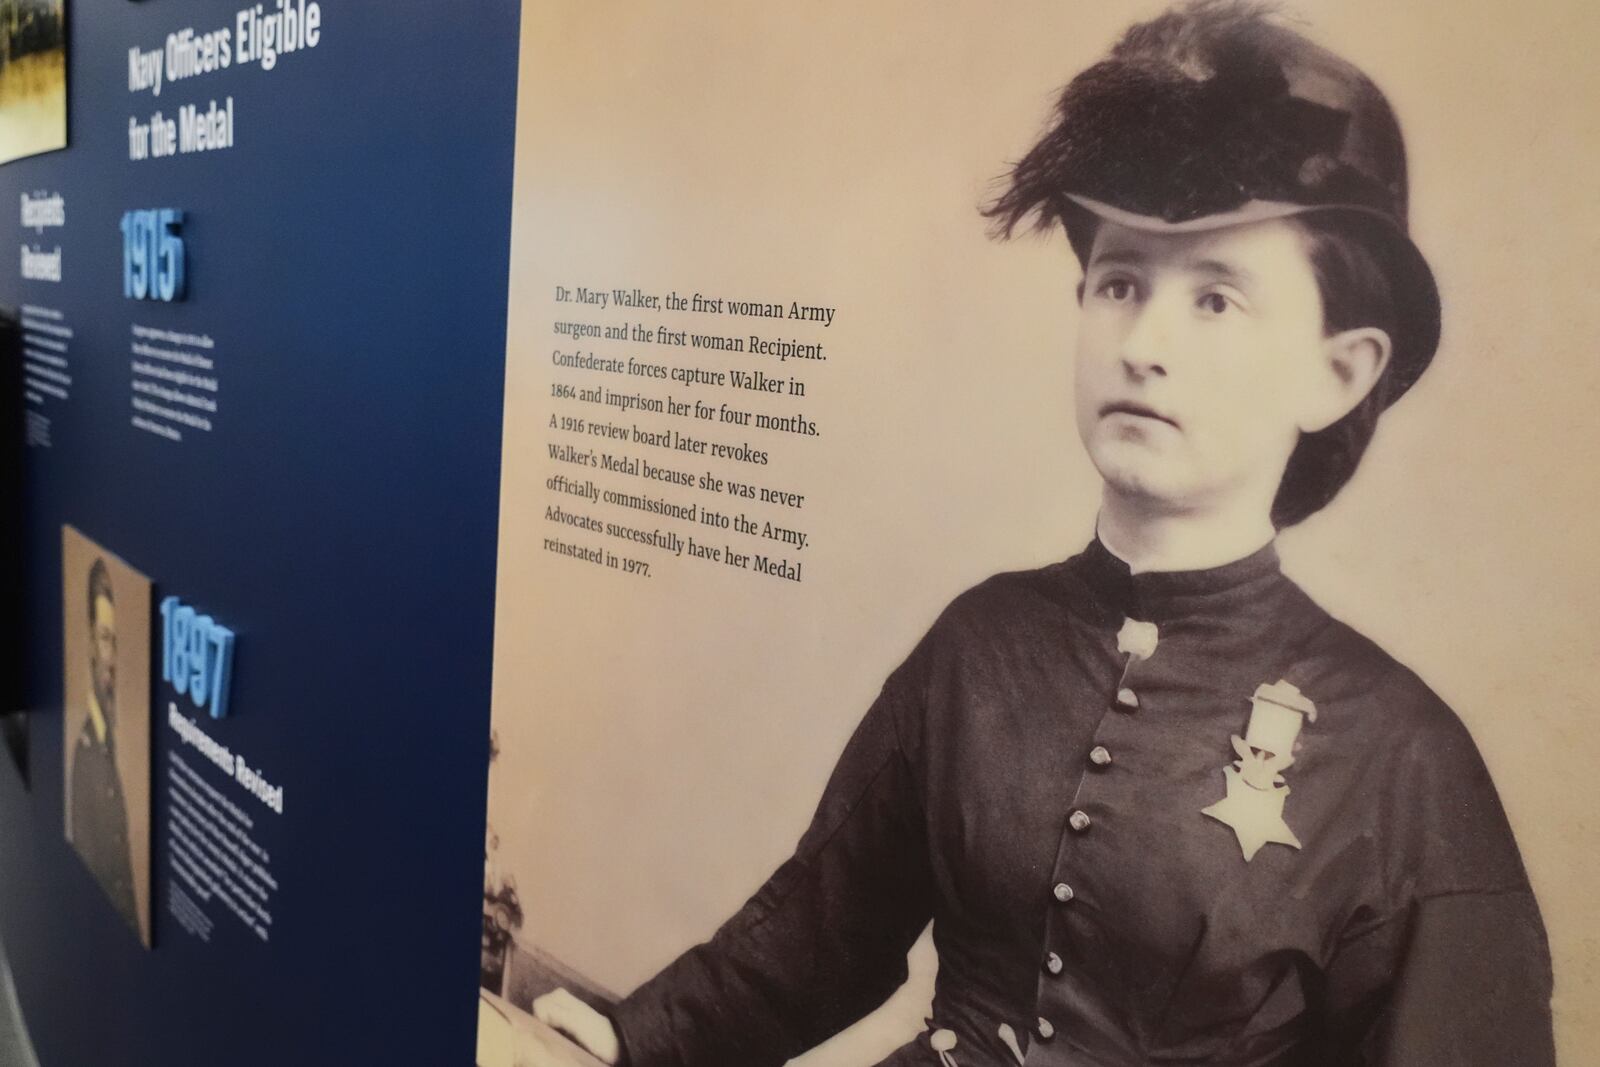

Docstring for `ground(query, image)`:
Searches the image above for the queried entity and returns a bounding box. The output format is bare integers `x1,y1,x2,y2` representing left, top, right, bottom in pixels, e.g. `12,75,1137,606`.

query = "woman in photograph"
526,3,1554,1064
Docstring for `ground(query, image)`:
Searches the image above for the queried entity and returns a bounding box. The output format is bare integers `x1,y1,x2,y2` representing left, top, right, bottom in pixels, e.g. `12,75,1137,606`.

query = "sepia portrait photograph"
62,525,152,947
481,2,1598,1065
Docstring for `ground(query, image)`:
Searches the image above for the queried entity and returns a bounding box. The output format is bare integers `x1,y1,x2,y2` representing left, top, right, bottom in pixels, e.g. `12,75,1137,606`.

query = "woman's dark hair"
1273,210,1401,528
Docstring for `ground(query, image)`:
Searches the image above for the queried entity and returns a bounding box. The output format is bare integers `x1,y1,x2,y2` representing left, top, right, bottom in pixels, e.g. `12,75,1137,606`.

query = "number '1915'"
120,208,186,301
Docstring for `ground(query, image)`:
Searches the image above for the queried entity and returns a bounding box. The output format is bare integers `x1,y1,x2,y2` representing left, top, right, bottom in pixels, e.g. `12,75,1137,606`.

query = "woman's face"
1073,217,1341,517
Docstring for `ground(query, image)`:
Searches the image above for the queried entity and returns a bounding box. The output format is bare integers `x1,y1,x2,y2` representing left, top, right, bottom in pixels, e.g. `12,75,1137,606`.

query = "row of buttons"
1066,685,1131,833
934,1017,1057,1057
1089,684,1130,842
1034,690,1138,1034
1066,737,1118,834
1041,866,1072,1041
1035,630,1151,1045
1047,711,1121,945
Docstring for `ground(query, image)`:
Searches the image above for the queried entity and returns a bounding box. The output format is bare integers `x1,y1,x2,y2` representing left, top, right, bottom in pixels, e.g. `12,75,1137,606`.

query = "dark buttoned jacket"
69,715,139,934
612,540,1554,1067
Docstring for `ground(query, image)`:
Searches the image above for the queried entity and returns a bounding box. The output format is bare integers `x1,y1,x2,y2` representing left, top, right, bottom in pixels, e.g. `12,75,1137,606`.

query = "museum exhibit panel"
0,2,516,1063
1,3,1597,1066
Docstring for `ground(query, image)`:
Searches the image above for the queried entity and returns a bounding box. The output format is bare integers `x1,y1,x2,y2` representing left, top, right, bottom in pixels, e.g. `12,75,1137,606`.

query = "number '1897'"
160,595,235,719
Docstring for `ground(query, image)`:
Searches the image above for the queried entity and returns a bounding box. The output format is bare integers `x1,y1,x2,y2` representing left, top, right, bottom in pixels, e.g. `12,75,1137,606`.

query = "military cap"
988,0,1440,402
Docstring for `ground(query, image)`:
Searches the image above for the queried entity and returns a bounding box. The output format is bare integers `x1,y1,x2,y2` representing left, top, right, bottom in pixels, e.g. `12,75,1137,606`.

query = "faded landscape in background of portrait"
0,0,65,165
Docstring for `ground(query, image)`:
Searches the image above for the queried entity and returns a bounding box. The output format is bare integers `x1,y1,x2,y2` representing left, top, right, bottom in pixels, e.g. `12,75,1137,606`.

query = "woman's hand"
530,988,622,1066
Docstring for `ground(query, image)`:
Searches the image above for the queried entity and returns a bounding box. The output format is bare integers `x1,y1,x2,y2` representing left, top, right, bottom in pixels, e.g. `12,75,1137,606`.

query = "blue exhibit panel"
0,2,518,1063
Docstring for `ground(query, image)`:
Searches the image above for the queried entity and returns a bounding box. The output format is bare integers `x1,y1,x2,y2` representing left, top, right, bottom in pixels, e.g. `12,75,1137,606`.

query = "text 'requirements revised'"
541,286,831,585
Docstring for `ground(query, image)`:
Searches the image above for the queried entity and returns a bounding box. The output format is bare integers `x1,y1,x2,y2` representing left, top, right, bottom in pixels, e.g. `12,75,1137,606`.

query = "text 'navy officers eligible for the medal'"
125,1,324,161
127,0,322,94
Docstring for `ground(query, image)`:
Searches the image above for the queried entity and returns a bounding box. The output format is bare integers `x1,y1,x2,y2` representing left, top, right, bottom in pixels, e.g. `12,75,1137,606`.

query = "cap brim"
1065,193,1402,234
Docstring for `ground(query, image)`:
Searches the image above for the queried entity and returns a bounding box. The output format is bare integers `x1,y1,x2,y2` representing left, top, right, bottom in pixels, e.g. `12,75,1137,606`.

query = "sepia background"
488,1,1600,1062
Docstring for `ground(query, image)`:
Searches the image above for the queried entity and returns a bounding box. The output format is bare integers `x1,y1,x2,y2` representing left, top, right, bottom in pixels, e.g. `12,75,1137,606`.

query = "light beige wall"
489,3,1600,1062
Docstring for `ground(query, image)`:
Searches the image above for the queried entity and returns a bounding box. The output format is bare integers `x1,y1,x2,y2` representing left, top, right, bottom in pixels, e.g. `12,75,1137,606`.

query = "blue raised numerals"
120,208,186,301
159,595,235,719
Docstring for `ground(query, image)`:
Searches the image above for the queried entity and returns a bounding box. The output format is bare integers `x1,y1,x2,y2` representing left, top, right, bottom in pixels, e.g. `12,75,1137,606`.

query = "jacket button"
1068,809,1091,833
930,1029,957,1053
1036,1017,1056,1041
1089,745,1112,767
1115,687,1139,710
1043,951,1064,975
1052,882,1074,903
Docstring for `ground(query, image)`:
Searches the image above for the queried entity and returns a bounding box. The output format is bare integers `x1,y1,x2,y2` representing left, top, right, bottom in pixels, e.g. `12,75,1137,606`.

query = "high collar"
1069,536,1289,627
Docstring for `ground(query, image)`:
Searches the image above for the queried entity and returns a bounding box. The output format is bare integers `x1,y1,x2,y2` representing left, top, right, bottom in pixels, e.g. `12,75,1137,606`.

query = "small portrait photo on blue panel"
0,0,67,165
61,526,153,948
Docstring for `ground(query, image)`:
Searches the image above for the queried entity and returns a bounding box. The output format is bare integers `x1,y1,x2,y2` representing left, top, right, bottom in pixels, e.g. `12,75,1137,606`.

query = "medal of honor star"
524,4,1554,1066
